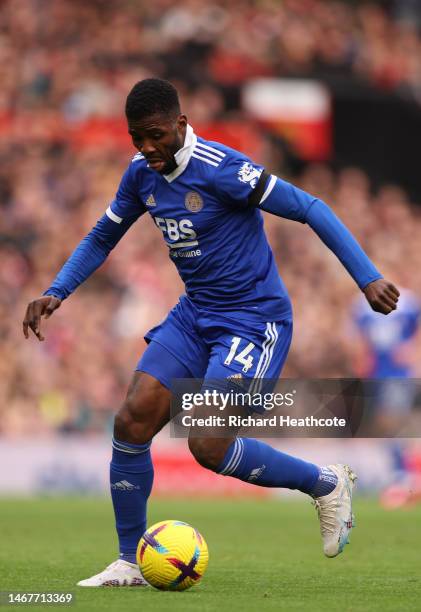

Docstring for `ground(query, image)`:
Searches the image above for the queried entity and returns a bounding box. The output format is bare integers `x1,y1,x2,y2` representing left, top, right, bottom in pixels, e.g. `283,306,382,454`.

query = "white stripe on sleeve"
259,175,277,205
106,206,123,224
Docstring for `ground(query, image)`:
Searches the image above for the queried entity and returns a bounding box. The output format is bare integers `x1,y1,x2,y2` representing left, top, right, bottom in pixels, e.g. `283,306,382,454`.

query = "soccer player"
352,287,419,381
351,288,420,505
23,78,399,587
352,287,419,433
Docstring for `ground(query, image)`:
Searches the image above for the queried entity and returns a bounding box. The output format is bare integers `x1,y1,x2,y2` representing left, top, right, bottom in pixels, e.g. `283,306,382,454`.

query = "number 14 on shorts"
224,337,255,373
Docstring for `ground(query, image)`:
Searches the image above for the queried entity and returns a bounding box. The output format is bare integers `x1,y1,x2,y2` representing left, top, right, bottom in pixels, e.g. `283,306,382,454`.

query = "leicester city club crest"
237,161,262,189
185,191,203,213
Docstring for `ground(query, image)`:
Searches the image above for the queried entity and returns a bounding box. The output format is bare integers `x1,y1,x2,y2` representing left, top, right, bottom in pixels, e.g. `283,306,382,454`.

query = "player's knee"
188,437,228,471
114,372,171,445
114,395,156,445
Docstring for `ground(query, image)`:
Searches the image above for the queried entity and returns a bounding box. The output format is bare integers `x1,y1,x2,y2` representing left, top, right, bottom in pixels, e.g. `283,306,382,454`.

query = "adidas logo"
146,194,156,207
247,464,266,482
111,480,140,491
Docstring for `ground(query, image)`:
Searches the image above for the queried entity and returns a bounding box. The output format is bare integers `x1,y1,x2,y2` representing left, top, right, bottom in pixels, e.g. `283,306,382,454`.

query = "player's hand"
23,296,62,341
363,279,400,314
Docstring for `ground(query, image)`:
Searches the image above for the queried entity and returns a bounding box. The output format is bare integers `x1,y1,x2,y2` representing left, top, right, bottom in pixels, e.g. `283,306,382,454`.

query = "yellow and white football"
137,520,209,591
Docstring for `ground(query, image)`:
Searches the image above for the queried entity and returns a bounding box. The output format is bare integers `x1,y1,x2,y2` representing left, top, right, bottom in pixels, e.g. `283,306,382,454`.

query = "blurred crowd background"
1,0,421,437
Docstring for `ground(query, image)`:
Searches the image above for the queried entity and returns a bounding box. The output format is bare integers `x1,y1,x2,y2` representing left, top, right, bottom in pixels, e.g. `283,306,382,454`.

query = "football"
136,520,209,591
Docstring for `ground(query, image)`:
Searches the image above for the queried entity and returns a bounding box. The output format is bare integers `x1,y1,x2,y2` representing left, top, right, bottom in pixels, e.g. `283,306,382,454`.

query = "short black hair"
125,78,180,121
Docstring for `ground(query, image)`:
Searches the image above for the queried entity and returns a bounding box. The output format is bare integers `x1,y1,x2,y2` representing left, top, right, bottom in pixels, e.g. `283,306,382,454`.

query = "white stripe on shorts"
249,322,278,395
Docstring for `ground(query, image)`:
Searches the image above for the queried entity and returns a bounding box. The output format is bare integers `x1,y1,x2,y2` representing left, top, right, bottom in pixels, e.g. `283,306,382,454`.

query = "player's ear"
176,114,188,130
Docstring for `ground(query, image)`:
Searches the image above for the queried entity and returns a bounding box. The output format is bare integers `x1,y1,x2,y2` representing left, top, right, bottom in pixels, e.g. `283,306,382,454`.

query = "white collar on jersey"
163,123,197,183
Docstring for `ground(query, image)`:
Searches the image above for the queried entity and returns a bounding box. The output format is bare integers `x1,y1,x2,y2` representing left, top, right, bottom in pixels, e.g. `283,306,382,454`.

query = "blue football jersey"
107,125,292,321
353,289,421,377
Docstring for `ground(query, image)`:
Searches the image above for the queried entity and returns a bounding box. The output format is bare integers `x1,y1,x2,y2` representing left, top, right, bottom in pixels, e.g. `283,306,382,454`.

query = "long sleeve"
258,175,382,290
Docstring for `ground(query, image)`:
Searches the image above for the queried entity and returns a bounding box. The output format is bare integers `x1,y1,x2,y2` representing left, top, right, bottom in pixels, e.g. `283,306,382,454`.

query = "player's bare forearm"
363,279,400,315
23,295,62,341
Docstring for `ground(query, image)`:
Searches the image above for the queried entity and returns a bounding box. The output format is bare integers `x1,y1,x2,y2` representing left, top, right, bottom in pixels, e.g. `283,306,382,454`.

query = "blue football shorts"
136,295,292,393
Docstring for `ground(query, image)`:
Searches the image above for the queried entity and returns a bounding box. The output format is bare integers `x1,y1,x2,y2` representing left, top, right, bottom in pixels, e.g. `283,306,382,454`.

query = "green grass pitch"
1,496,420,611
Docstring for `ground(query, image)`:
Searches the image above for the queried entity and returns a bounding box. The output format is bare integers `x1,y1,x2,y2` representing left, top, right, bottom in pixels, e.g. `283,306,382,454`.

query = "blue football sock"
110,438,154,564
310,466,338,497
217,437,320,494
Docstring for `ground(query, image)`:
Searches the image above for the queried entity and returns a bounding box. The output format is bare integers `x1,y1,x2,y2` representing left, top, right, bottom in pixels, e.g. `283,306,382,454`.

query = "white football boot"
77,559,148,587
312,464,357,558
